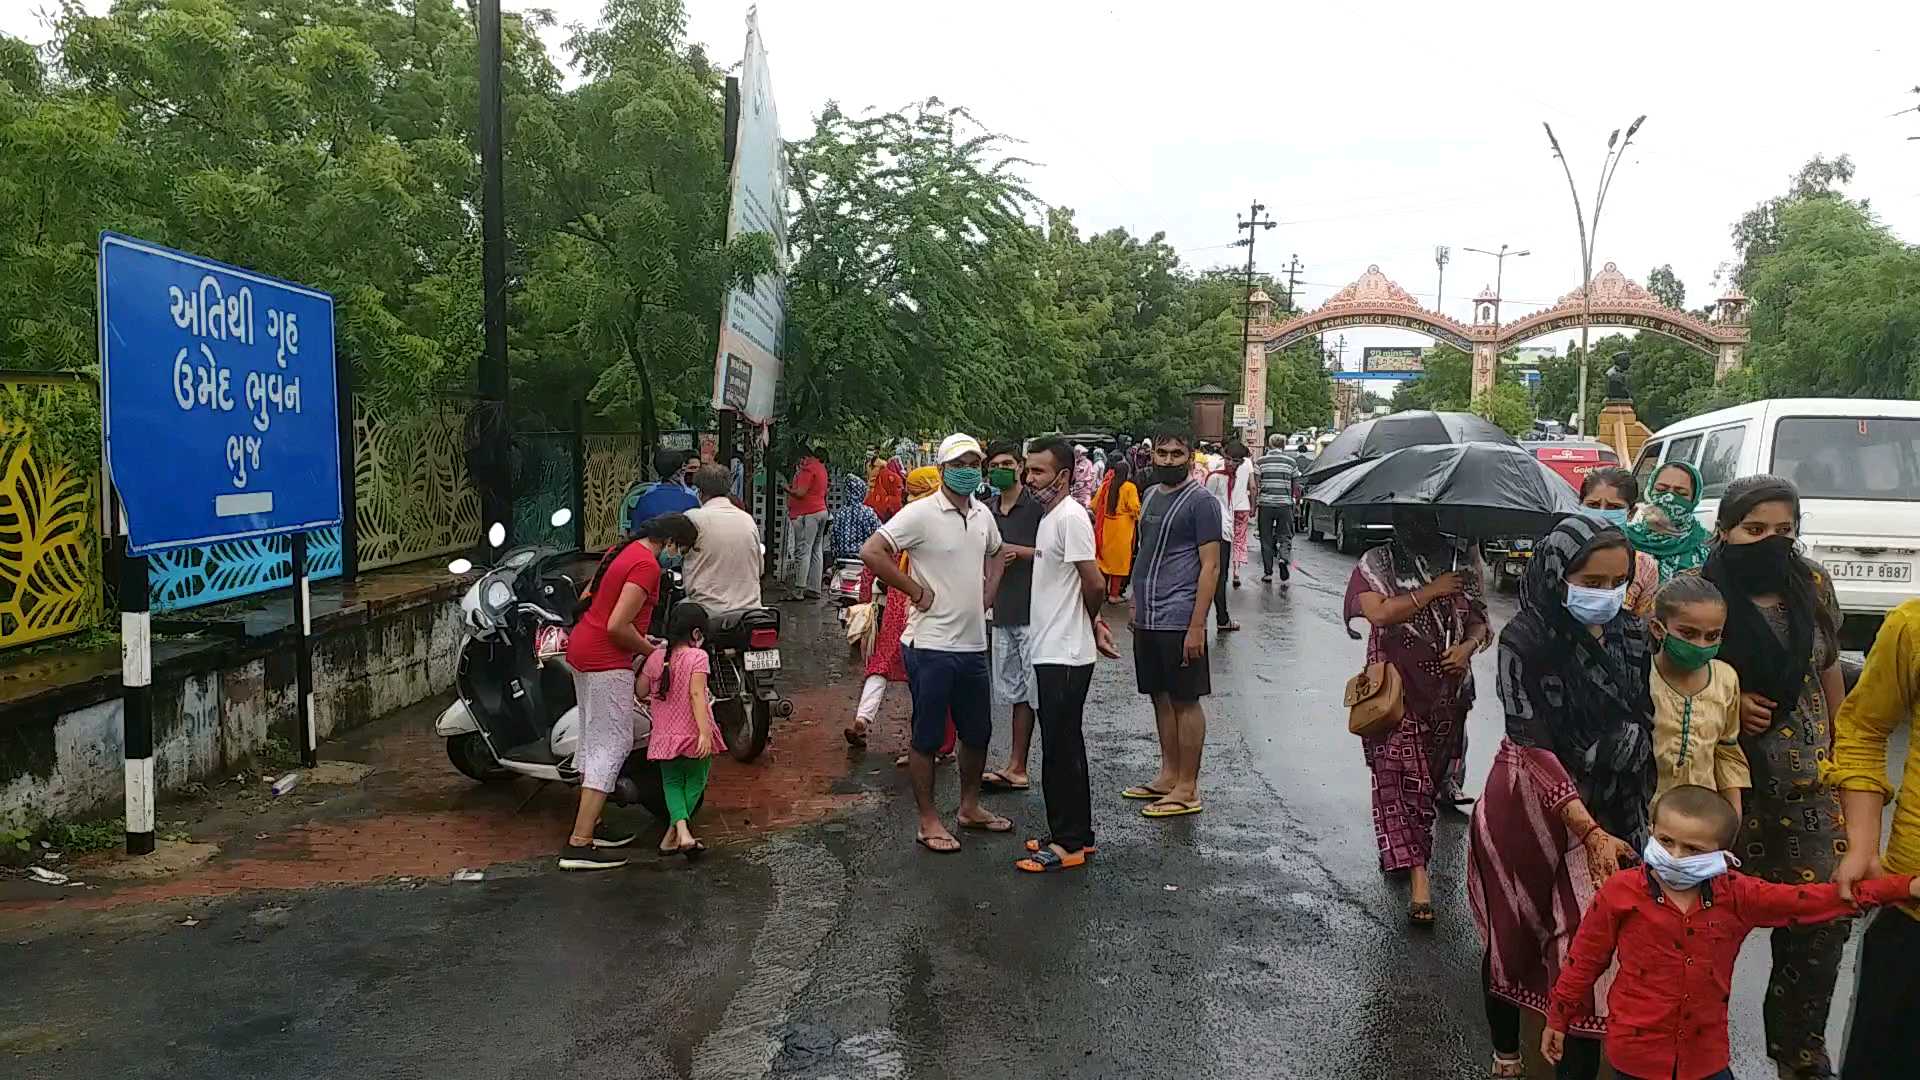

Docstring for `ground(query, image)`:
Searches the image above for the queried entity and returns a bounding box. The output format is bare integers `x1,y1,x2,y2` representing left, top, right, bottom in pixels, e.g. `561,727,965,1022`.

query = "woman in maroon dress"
1345,506,1492,925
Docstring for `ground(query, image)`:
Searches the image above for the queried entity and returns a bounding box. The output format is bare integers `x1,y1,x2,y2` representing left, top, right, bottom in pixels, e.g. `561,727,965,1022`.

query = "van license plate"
745,649,781,671
1830,561,1913,582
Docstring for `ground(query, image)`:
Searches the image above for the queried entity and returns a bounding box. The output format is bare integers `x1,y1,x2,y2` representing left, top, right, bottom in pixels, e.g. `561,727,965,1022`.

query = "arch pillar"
1471,341,1499,403
1715,341,1743,382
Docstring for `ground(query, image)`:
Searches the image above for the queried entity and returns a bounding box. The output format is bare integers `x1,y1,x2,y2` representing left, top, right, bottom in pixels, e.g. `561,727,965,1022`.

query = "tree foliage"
1473,383,1534,436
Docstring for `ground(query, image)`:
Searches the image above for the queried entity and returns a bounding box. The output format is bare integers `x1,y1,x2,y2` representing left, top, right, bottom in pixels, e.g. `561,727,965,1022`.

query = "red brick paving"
0,676,900,924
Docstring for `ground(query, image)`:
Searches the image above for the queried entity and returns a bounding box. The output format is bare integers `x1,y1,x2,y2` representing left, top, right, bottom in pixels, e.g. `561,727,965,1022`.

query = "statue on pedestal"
1605,350,1632,401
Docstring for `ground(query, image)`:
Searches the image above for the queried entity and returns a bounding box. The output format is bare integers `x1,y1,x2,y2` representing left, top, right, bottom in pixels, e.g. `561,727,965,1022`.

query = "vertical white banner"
711,9,789,425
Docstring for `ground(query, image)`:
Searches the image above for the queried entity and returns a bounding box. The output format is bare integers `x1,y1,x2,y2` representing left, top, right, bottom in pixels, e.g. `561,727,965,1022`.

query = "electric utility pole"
1281,254,1304,312
1233,201,1277,448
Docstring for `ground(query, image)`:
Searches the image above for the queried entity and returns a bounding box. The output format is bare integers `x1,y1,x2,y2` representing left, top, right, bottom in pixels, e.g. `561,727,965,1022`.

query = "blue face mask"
1584,506,1630,528
1642,836,1739,890
1564,581,1626,625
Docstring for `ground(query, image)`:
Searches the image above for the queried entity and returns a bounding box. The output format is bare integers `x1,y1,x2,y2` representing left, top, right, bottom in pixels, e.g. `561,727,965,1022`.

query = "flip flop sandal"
1015,847,1090,873
1120,785,1170,800
1025,839,1098,855
981,770,1031,791
1141,800,1203,818
916,834,961,854
958,815,1014,833
1490,1053,1525,1078
1408,901,1436,926
844,725,867,747
681,840,708,861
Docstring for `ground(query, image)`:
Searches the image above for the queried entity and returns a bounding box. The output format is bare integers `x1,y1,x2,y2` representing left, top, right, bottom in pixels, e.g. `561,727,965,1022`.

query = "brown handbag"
1345,661,1405,738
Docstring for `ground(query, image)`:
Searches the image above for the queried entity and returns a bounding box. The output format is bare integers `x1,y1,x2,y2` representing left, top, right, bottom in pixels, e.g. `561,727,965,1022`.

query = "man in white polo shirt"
860,433,1010,853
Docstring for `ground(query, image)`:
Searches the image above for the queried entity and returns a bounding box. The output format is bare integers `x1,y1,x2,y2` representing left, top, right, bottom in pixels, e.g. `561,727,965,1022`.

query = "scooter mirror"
487,522,506,548
550,508,573,528
447,558,474,575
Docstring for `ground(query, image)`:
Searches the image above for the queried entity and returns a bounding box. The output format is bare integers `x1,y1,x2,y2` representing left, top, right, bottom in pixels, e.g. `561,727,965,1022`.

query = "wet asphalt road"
1,539,1899,1079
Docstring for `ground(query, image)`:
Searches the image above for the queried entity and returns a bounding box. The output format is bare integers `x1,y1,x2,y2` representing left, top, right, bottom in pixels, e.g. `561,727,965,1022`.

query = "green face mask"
1659,632,1719,671
987,467,1018,492
1650,489,1695,519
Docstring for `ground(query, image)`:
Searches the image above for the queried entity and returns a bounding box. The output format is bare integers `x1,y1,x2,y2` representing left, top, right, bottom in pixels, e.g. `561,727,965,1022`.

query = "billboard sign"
1362,346,1424,374
711,10,788,425
98,232,341,555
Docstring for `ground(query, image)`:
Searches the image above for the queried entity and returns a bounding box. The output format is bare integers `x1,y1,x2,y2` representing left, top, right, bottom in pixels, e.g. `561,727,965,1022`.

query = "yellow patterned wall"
353,398,483,571
583,434,643,550
0,378,102,649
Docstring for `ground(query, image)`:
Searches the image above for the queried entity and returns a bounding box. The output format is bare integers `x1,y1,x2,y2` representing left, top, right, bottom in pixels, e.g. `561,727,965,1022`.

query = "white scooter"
434,513,677,818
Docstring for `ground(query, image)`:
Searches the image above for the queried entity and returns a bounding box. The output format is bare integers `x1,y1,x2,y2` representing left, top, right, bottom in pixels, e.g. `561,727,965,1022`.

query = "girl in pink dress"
643,604,726,857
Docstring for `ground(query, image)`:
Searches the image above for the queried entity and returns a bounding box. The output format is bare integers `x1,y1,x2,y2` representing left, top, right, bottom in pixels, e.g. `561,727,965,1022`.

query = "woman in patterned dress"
1701,475,1849,1080
1468,515,1653,1080
1345,505,1491,925
842,468,955,760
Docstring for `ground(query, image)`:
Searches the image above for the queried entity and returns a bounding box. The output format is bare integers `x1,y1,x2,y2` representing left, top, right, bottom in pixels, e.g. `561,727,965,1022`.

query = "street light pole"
1544,115,1646,434
1463,244,1531,331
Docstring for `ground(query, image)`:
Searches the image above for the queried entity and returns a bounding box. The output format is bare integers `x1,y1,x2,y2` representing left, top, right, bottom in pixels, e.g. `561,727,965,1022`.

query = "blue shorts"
902,645,991,755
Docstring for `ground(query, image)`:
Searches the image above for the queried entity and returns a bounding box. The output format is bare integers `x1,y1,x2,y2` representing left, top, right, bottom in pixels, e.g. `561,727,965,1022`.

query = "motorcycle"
433,513,682,819
827,558,865,616
656,566,791,763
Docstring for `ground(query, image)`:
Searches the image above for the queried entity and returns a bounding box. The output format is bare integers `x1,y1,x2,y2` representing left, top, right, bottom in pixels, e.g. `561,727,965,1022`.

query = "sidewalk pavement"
0,601,889,934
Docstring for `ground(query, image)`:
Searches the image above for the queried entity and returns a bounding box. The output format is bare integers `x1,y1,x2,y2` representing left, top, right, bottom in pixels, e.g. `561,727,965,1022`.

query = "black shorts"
1132,628,1211,701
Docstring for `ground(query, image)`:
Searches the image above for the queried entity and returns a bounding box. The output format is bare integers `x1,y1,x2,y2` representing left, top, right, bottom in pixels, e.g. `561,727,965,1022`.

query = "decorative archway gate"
1242,263,1750,442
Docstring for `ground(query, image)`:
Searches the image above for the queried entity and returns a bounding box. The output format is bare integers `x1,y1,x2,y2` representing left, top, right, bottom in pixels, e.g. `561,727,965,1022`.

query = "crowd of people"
805,428,1312,866
1345,461,1919,1080
590,434,1920,1079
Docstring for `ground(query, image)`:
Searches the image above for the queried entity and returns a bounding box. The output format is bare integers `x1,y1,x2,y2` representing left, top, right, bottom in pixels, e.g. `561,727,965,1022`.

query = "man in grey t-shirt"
1124,428,1223,820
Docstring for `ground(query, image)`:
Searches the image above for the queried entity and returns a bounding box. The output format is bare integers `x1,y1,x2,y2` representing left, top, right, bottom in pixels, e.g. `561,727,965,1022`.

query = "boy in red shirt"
1543,785,1919,1080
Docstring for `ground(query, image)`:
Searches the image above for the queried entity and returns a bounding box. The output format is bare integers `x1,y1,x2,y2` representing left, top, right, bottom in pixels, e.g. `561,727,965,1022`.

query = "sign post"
98,233,341,851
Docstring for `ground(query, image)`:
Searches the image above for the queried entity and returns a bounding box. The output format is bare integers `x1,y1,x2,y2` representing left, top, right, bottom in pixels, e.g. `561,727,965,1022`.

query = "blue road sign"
98,233,342,555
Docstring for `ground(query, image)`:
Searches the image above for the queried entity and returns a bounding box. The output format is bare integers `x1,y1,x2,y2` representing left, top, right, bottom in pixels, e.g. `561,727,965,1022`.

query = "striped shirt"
1255,450,1298,507
1133,480,1225,631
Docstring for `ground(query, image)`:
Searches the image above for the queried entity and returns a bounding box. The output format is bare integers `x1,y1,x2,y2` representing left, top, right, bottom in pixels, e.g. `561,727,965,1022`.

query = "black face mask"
1152,463,1189,487
1719,534,1794,588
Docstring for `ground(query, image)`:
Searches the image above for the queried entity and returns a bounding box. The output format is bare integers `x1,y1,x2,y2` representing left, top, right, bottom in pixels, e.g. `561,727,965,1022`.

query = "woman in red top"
558,512,700,872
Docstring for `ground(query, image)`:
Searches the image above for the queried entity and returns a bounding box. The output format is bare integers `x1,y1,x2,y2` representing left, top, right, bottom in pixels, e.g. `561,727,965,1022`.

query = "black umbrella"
1308,441,1582,538
1303,410,1518,482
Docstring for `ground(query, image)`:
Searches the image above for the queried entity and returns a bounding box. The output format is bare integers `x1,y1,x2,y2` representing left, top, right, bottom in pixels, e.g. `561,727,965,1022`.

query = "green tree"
510,0,772,444
1392,346,1474,412
1728,153,1855,289
1266,340,1331,433
1646,264,1685,309
1473,382,1534,436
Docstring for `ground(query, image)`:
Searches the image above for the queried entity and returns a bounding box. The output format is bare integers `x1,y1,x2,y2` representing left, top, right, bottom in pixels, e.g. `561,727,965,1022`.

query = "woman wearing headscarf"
1623,460,1711,583
1468,515,1653,1080
1576,467,1661,620
1092,459,1141,603
1070,445,1098,508
844,467,955,762
1700,475,1849,1080
830,475,882,564
865,457,906,522
1346,506,1492,926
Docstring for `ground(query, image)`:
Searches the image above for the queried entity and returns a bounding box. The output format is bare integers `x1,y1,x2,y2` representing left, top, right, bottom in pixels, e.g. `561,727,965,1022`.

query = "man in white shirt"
1011,436,1118,874
861,433,1010,853
683,464,764,614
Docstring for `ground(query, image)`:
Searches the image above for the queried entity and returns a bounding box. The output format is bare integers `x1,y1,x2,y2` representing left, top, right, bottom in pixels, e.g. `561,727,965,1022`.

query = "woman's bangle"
1578,822,1602,845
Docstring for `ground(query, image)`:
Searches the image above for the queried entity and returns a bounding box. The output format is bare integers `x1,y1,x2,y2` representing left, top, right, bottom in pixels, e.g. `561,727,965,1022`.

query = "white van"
1634,398,1920,620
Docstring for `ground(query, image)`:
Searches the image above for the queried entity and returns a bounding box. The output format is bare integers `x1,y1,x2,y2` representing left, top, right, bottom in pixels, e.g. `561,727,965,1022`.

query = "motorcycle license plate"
744,649,782,672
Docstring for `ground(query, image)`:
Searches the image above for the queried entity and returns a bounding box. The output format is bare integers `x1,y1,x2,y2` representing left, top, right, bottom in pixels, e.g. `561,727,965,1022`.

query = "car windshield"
1771,417,1920,501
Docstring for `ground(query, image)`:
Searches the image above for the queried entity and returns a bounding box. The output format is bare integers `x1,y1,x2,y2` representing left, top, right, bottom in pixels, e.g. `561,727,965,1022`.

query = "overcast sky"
10,0,1919,368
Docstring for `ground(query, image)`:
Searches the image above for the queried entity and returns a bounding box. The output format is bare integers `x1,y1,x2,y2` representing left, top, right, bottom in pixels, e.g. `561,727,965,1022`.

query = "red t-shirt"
788,457,828,517
1549,866,1915,1079
565,542,661,672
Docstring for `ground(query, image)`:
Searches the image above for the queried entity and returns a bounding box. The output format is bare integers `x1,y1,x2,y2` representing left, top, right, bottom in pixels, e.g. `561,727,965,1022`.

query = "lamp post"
1462,244,1530,331
1543,115,1646,434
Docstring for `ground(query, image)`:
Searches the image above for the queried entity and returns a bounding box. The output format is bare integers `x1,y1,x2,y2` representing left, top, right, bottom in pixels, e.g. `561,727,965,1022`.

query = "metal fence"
0,374,778,653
